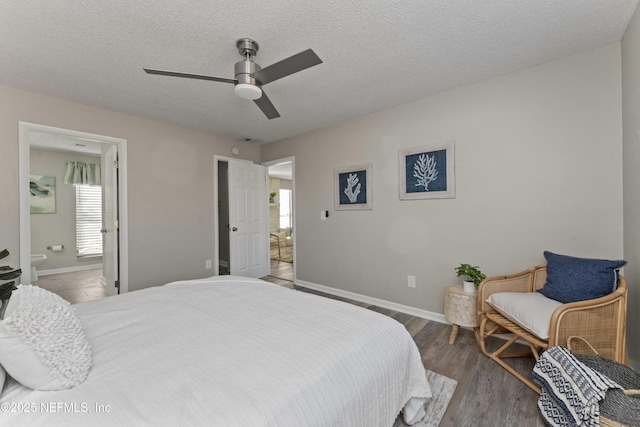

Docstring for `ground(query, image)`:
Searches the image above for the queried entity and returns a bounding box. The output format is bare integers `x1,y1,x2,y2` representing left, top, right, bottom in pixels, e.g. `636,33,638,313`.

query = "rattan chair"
477,264,628,393
270,233,282,260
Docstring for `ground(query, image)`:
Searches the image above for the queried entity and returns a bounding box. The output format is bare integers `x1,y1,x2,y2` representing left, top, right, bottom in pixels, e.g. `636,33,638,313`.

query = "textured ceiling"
1,1,638,144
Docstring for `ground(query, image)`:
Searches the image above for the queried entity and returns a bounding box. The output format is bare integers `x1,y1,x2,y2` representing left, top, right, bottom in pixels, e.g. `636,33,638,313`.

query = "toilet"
30,254,47,282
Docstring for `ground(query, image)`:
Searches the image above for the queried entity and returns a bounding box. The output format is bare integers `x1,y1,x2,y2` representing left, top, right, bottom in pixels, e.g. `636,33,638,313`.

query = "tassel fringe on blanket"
533,346,622,427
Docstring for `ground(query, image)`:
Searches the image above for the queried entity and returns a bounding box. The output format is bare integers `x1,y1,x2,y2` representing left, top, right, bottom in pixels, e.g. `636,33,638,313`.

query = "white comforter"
0,276,430,426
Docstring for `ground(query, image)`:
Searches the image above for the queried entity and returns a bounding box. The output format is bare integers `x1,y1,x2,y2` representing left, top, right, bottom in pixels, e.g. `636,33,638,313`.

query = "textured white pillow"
0,285,92,390
486,292,562,340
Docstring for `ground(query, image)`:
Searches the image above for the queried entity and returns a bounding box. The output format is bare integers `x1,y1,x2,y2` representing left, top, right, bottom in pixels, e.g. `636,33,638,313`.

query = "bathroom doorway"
18,122,128,299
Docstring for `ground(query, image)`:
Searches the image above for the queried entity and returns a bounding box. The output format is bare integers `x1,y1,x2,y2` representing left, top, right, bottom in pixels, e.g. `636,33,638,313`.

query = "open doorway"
265,158,295,281
214,156,269,279
19,123,128,302
217,160,230,275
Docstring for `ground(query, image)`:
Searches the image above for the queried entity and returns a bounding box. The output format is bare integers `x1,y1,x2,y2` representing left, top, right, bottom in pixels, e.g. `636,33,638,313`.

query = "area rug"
393,369,458,427
270,247,292,263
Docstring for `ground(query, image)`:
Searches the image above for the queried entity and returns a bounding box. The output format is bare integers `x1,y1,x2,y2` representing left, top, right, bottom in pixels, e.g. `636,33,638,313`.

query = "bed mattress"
0,276,430,426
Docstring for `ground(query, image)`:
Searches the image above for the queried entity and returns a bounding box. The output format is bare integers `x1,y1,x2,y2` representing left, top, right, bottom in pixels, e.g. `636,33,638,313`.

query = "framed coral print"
399,140,455,200
334,163,372,210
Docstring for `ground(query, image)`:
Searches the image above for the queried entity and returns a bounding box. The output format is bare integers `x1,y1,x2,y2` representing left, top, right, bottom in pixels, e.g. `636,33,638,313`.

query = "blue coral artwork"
399,140,455,200
334,163,372,210
405,149,447,193
339,170,367,204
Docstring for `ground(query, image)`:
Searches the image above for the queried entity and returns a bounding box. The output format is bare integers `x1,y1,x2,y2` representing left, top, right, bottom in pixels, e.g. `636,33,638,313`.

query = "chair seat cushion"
538,251,626,303
486,292,562,340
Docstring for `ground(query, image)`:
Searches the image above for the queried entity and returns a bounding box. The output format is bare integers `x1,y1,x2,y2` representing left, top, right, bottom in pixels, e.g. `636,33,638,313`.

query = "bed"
0,276,431,426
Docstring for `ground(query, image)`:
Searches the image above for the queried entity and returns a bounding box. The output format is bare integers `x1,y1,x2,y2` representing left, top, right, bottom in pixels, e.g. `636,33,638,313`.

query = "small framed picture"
334,163,372,210
30,175,56,213
399,140,455,200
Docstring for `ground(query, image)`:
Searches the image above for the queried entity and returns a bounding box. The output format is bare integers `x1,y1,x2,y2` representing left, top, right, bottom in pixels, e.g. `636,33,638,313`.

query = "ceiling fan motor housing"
234,39,262,99
234,59,262,100
234,59,261,86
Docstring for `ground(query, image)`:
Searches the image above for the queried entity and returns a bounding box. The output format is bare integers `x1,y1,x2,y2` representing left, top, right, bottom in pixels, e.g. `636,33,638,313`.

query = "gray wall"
0,36,634,365
622,5,640,368
0,84,260,291
262,43,627,354
30,148,101,271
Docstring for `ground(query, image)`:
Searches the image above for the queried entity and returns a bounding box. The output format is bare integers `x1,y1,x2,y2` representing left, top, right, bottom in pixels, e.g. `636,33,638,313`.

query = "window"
279,189,292,229
75,185,103,257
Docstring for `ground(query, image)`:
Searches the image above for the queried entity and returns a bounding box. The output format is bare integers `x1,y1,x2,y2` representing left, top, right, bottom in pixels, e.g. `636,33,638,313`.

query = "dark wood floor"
269,259,294,281
219,259,293,281
36,268,544,426
35,268,107,304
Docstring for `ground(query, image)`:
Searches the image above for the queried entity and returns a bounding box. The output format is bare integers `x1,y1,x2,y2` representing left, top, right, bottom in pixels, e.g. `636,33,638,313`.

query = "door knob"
232,227,238,232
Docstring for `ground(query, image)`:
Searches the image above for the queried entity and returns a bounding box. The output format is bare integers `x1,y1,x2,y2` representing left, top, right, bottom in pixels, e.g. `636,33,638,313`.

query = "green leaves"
0,248,21,301
454,263,487,286
0,268,22,281
0,282,16,300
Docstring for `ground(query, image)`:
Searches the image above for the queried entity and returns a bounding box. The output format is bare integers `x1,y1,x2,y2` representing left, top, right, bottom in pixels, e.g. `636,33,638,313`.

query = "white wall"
0,84,260,291
622,5,640,369
262,44,624,320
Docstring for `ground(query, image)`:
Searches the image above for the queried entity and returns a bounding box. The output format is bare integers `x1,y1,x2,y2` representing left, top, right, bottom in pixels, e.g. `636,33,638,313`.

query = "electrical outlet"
205,259,212,269
407,275,416,288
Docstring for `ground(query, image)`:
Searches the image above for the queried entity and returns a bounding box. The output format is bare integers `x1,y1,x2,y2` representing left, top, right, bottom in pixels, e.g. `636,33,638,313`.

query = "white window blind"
76,185,103,257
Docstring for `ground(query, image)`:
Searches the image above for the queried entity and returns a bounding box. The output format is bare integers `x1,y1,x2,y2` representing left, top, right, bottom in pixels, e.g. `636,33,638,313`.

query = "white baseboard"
38,264,102,277
294,279,448,324
293,280,538,348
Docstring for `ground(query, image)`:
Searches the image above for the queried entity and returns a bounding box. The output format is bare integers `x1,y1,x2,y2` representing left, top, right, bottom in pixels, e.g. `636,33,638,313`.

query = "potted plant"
269,192,277,204
0,248,21,319
454,263,486,293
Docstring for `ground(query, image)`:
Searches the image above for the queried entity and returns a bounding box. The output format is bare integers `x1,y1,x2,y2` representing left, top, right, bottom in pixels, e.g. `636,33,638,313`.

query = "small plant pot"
462,280,476,293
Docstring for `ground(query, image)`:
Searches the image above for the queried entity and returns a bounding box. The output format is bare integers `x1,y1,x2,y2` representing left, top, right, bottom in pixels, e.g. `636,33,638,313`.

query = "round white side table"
444,285,479,345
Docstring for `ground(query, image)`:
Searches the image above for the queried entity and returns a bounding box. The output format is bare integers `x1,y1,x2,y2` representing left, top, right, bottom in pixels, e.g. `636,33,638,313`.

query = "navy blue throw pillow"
538,251,627,304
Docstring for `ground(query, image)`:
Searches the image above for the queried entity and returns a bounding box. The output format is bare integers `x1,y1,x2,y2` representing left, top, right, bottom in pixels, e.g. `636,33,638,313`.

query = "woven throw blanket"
533,346,621,427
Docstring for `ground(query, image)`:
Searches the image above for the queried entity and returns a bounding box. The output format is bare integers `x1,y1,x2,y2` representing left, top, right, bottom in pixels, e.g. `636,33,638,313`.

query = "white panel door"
228,160,269,278
102,145,119,295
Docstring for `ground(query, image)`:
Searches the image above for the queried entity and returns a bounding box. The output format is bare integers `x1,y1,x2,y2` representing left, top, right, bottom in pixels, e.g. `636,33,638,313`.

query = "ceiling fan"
144,38,322,120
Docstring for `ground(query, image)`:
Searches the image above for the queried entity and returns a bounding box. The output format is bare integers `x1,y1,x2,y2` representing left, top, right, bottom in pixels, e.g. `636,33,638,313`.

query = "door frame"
18,122,129,293
262,156,296,281
212,155,256,276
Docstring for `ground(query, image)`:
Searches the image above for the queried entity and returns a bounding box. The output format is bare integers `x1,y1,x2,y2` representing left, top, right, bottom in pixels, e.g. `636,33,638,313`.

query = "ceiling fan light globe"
234,83,262,100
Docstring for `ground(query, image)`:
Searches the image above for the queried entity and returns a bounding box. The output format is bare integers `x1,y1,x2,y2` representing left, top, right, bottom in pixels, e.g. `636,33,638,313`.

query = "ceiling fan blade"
143,68,236,84
252,49,322,85
254,90,280,119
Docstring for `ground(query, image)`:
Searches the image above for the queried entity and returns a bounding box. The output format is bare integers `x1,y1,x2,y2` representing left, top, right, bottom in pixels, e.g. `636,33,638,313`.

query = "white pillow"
486,292,562,340
0,285,92,390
